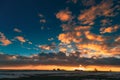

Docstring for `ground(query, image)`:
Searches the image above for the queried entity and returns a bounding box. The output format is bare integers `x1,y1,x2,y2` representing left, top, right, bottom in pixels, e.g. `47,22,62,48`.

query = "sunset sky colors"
0,0,120,71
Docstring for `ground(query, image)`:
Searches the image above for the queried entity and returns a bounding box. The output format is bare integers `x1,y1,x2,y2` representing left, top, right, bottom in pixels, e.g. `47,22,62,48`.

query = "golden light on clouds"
100,25,120,34
56,10,72,22
0,32,12,46
85,31,105,41
15,36,26,43
0,0,120,72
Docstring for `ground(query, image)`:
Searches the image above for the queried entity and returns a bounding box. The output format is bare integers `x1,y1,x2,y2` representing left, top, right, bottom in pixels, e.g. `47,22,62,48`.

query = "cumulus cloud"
39,45,52,50
58,33,71,44
78,0,119,25
58,32,83,44
59,47,67,52
58,25,91,44
100,25,120,34
15,36,26,43
56,0,120,60
85,31,106,41
0,32,12,46
76,43,109,58
38,43,56,50
56,9,72,22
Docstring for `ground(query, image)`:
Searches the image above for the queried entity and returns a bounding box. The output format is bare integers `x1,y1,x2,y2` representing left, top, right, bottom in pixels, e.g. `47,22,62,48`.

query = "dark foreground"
0,70,120,80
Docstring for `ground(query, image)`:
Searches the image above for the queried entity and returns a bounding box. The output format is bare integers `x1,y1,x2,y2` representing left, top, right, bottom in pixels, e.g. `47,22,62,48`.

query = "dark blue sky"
0,0,65,55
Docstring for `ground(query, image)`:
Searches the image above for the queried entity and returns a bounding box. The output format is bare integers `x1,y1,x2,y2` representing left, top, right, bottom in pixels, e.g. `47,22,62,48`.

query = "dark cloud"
0,52,120,67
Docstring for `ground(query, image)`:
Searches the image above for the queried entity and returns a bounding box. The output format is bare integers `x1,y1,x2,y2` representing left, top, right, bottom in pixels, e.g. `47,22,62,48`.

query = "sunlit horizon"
0,0,120,72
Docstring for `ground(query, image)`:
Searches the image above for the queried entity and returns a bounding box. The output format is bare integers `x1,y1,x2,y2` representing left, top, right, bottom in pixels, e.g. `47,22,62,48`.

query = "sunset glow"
0,65,120,72
0,0,120,72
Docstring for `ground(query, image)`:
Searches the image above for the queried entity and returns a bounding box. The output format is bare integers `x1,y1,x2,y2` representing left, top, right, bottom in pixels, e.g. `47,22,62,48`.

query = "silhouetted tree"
94,68,98,72
109,69,112,72
57,68,60,71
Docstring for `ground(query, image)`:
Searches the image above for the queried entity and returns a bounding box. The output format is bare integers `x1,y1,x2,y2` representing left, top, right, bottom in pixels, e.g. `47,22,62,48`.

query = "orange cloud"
85,31,105,41
78,0,118,25
73,38,83,43
74,26,91,31
39,43,56,50
15,36,26,43
56,10,72,21
56,0,120,59
78,6,96,25
100,25,120,33
0,32,12,46
109,47,120,55
76,43,109,58
59,47,67,52
58,31,83,44
58,33,72,44
39,45,51,50
76,41,120,58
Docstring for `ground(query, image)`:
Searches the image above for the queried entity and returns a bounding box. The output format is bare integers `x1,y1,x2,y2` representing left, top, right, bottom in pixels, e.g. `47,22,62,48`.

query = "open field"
0,70,120,80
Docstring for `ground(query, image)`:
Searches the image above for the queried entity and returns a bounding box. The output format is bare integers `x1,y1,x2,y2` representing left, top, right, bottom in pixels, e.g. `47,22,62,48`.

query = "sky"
0,0,120,71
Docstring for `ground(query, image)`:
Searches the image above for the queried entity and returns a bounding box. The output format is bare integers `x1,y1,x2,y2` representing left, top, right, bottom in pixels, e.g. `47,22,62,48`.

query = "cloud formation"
0,0,120,69
56,0,120,59
15,36,26,43
78,0,119,25
14,28,22,33
100,25,120,34
56,9,72,22
38,43,56,50
0,53,120,67
0,32,12,46
85,31,106,41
